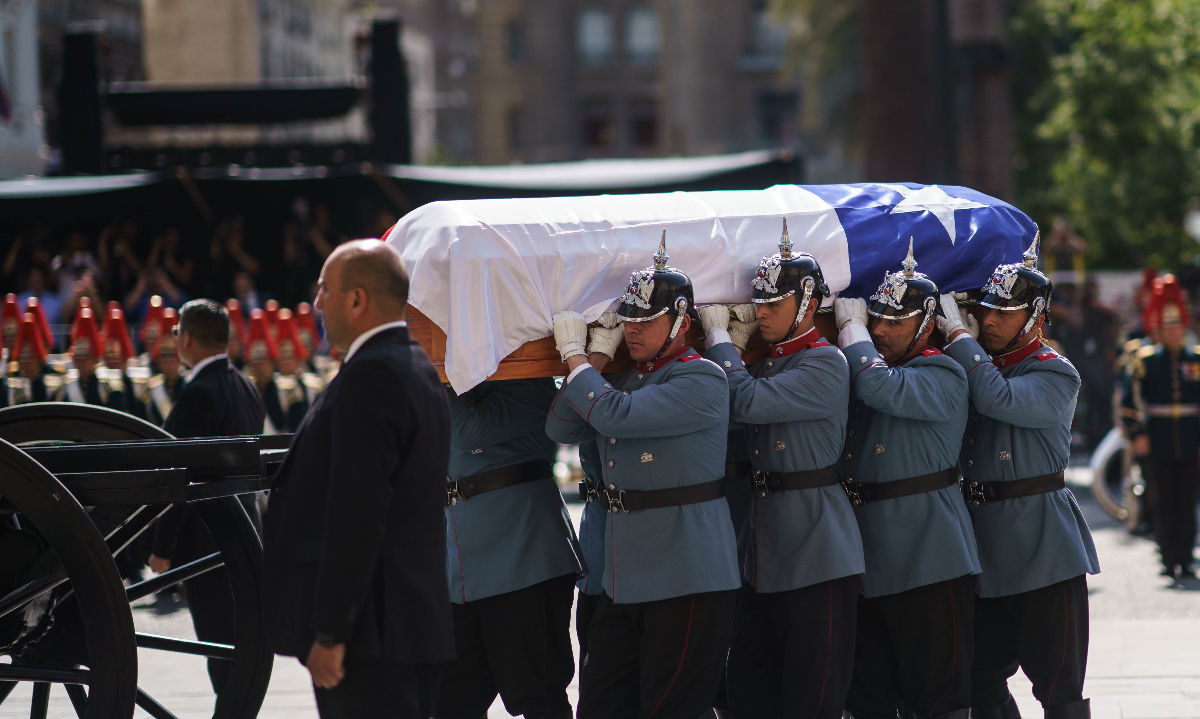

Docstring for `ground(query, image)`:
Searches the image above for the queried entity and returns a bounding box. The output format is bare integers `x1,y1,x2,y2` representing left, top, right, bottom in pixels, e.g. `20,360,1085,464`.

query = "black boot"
971,694,1021,719
1043,698,1090,719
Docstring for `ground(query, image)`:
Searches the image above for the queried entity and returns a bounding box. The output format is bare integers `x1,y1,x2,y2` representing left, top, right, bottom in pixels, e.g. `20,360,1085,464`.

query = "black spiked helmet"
867,237,943,322
617,230,696,323
979,232,1052,353
751,218,830,304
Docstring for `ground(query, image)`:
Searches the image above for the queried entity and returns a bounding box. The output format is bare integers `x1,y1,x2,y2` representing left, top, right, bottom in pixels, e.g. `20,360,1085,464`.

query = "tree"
1013,0,1200,268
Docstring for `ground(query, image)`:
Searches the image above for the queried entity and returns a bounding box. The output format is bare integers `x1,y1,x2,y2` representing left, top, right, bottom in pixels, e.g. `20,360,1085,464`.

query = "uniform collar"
635,343,697,373
993,339,1043,368
769,326,823,358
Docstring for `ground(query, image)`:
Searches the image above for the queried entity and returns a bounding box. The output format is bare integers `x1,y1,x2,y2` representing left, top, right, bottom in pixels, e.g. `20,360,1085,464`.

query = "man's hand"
1133,434,1150,457
834,298,868,329
937,293,975,340
148,554,171,574
306,641,347,690
552,311,588,362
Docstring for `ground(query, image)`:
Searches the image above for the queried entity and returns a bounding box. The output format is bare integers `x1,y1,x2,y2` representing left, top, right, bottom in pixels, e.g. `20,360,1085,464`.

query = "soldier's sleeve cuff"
565,363,591,384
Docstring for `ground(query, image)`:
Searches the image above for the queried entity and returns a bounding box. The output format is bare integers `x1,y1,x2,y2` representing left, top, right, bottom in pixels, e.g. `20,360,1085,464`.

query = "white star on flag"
882,184,986,246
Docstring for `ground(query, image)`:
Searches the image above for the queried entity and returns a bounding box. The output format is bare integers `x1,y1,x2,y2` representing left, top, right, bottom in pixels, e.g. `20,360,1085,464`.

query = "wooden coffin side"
409,307,843,384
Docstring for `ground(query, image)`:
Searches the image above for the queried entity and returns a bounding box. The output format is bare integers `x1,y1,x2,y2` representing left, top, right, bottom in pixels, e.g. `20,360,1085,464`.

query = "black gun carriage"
0,402,287,718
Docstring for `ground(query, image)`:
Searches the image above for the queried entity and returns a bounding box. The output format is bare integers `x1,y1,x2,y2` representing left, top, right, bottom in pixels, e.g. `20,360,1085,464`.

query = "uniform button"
753,449,760,455
723,360,732,368
848,430,855,437
607,460,615,468
609,437,617,445
767,361,774,368
973,355,981,362
845,452,852,460
860,356,868,364
603,383,612,388
623,391,630,396
846,476,854,483
587,392,595,400
968,438,975,444
967,459,974,466
637,373,644,380
609,483,616,490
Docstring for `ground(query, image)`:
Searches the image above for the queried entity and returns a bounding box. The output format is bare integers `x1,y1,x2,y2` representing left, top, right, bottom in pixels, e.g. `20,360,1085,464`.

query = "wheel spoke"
136,632,235,660
0,665,92,685
135,687,178,719
0,568,68,621
29,682,48,719
64,683,88,716
126,552,223,603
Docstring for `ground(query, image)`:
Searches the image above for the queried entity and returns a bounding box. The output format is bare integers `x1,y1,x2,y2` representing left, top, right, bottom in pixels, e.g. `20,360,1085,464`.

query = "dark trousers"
1145,459,1199,570
579,589,737,719
726,575,860,719
576,590,602,675
315,659,444,718
972,575,1089,711
846,575,976,719
436,573,575,719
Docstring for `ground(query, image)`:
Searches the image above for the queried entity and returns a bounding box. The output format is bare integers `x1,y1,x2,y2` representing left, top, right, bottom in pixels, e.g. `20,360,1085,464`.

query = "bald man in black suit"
262,239,454,718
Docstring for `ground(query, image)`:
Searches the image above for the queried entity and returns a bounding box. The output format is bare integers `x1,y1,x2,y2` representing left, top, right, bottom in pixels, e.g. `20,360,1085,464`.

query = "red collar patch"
921,347,943,357
769,327,827,358
994,340,1043,368
635,344,698,373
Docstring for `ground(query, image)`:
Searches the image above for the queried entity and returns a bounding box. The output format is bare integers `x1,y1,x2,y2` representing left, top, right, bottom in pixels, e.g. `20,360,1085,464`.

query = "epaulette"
126,366,152,381
921,347,943,356
1034,349,1060,362
1135,345,1157,359
809,339,832,349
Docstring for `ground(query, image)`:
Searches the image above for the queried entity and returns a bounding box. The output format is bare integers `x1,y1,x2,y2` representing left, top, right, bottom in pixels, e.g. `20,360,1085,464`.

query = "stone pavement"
2,465,1199,718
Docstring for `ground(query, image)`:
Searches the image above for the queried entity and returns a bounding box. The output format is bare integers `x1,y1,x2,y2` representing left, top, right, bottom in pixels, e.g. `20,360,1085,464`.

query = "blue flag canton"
800,183,1038,298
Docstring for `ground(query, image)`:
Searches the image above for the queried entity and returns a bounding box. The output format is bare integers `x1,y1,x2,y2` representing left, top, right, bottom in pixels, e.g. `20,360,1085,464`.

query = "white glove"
728,317,759,352
552,311,588,361
936,293,979,339
594,311,622,329
730,303,758,323
834,297,868,329
587,323,624,360
697,305,731,334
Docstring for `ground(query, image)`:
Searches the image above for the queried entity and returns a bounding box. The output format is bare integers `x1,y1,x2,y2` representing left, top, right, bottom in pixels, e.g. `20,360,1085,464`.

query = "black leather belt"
962,471,1066,506
842,467,959,507
579,477,600,503
447,460,551,505
752,465,840,497
595,479,725,513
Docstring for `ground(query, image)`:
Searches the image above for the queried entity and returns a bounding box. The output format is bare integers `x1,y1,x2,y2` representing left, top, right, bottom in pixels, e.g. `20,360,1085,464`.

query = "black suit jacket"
152,356,266,560
261,326,454,664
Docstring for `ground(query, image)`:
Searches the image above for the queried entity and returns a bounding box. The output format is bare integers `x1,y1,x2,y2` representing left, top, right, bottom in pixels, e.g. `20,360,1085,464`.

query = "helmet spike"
653,229,669,271
902,237,918,279
778,218,793,260
1023,230,1040,270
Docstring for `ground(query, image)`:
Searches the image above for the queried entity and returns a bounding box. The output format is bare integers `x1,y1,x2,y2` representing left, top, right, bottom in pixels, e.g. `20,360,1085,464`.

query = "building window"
506,19,524,64
625,7,660,66
577,8,614,67
582,98,615,151
631,98,658,149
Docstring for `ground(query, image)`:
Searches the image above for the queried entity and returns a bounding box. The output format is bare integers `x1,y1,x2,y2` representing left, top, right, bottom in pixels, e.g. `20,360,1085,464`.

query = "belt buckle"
604,487,628,513
446,481,462,506
963,480,988,507
751,469,769,498
579,480,597,503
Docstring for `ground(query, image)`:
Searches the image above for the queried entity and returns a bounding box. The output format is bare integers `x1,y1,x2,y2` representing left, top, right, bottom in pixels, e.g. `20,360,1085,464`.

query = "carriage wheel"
0,403,273,719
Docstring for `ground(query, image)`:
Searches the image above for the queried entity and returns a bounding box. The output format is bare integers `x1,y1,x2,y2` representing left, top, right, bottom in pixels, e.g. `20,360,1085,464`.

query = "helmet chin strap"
898,298,937,364
650,297,689,364
997,297,1045,356
784,278,816,342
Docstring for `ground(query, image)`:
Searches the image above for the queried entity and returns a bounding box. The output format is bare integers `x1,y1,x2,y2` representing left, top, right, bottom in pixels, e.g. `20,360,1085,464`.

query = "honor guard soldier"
55,307,130,413
103,305,147,420
1121,276,1200,581
244,309,284,433
295,301,323,360
140,294,167,355
8,312,62,404
547,234,740,718
437,377,582,719
24,296,55,353
835,240,980,719
225,298,248,368
140,309,188,426
939,239,1100,719
261,309,323,433
2,294,19,354
699,221,865,718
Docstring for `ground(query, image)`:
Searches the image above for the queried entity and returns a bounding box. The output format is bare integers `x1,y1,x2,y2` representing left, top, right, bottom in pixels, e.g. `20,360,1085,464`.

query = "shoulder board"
1135,345,1157,359
921,347,943,356
95,367,121,381
808,339,832,349
678,353,702,362
148,374,164,389
126,366,151,380
1035,349,1061,362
